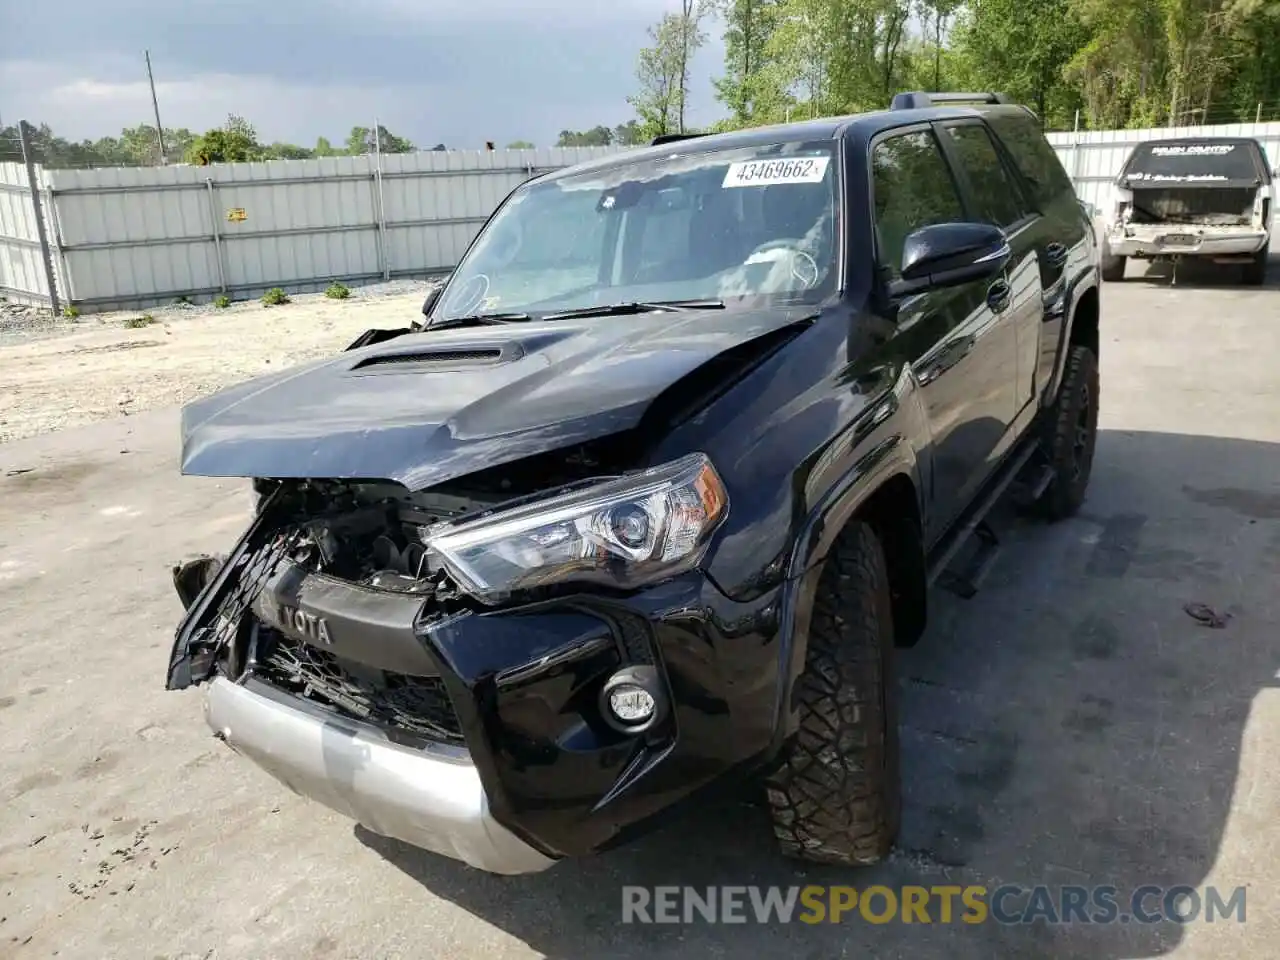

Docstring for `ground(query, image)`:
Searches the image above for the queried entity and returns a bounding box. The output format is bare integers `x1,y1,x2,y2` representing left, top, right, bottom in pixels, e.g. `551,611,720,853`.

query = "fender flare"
1043,263,1099,407
765,427,923,758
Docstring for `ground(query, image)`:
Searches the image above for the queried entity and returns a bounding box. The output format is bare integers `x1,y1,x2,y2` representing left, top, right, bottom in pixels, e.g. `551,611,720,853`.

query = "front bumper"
175,525,791,869
1105,227,1269,258
205,676,555,874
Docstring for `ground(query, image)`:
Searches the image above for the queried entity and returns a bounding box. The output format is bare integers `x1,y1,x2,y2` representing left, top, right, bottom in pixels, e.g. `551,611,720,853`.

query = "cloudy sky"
1,0,726,148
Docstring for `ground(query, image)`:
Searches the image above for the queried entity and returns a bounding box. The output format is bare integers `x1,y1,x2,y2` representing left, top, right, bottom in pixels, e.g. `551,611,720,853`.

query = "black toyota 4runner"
168,92,1101,875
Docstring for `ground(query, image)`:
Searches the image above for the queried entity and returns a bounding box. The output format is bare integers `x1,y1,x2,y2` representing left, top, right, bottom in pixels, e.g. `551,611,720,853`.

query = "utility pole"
373,116,389,280
17,120,61,316
145,50,167,164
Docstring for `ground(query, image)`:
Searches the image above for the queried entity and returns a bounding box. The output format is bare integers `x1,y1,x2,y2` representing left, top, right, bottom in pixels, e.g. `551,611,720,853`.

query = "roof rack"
650,132,711,146
890,91,1014,110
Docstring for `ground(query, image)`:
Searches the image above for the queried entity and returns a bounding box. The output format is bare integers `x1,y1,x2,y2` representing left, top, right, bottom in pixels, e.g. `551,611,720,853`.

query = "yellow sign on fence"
226,208,247,223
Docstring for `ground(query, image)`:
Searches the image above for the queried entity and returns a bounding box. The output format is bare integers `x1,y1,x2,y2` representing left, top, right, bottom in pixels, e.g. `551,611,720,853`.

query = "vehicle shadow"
357,427,1280,959
1123,252,1280,289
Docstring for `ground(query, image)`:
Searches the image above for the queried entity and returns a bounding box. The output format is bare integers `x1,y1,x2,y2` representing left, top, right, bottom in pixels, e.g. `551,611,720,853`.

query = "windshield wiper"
427,312,533,331
542,299,726,321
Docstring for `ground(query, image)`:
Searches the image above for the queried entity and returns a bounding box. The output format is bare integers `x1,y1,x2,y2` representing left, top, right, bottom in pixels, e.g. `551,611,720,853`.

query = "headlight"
426,452,728,603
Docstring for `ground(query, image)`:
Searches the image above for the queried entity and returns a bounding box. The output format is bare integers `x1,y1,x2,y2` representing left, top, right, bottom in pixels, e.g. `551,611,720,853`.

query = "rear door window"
940,123,1033,229
986,112,1076,208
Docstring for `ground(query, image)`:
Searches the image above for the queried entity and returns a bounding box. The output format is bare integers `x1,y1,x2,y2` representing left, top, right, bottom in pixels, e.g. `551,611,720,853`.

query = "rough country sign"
1149,144,1235,156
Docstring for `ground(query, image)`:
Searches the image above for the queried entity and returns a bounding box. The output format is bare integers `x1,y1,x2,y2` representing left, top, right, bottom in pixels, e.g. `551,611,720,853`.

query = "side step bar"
926,441,1043,598
936,522,1000,600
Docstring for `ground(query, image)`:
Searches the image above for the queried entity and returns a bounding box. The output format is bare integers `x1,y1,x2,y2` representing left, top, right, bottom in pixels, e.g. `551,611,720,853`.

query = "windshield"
1122,141,1263,184
432,139,840,321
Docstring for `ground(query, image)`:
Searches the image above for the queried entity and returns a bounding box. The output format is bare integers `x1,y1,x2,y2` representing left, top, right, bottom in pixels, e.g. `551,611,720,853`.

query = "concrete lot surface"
1,267,1278,959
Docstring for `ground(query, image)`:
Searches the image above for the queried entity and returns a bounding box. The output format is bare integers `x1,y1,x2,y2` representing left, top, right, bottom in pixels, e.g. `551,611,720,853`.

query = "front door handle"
987,279,1011,312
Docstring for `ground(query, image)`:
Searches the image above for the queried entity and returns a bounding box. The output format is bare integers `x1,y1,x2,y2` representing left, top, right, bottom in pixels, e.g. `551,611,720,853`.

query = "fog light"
609,685,655,723
600,665,666,734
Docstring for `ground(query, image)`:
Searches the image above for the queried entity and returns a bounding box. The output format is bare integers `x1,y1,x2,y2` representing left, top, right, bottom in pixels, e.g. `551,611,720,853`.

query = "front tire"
764,521,900,866
1101,242,1126,283
1036,344,1099,521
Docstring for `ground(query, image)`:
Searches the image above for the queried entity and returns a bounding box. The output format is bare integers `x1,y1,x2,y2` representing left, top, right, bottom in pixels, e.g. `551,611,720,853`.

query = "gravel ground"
0,281,438,444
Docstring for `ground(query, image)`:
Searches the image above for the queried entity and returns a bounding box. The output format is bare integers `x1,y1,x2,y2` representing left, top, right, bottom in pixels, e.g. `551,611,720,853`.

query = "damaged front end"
167,477,503,700
165,437,793,872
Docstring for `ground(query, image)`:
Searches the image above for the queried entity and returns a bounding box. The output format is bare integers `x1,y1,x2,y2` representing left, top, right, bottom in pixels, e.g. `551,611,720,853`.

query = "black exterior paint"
170,103,1099,861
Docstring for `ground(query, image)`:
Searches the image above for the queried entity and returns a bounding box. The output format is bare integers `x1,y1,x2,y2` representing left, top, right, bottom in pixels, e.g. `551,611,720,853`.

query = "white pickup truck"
1100,137,1276,284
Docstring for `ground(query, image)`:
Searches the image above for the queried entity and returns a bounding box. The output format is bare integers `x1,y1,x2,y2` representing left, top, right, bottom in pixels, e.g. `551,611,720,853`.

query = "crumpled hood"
179,307,807,490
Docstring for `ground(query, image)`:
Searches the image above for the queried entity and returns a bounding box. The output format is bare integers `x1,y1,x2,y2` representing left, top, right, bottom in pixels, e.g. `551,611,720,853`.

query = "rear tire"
764,521,900,866
1243,243,1269,286
1036,344,1099,521
1101,248,1126,283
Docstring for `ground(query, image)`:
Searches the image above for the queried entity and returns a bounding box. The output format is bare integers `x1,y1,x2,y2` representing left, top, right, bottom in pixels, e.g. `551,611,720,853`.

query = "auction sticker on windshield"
723,156,830,188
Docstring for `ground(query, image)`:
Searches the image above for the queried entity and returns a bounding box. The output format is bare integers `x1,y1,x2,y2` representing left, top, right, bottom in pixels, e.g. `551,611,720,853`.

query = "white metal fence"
2,147,622,314
3,120,1279,316
0,162,63,309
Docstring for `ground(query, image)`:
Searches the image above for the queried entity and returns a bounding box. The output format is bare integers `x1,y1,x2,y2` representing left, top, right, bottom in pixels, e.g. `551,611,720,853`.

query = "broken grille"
198,530,302,661
254,629,465,744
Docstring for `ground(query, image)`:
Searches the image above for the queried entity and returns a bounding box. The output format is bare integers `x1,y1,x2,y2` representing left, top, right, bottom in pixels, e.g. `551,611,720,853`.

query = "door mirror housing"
888,222,1011,298
414,281,446,330
421,283,443,319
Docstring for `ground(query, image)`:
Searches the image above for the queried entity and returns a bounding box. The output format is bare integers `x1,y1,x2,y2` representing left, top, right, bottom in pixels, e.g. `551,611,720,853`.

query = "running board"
926,441,1040,598
936,522,1000,599
1011,462,1055,508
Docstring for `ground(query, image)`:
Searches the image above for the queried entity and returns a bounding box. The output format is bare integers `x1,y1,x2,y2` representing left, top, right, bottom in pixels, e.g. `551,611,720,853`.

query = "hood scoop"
350,345,513,372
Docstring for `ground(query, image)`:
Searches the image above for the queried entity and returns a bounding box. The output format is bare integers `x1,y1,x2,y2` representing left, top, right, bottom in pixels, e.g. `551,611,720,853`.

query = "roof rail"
650,132,711,146
890,91,1013,110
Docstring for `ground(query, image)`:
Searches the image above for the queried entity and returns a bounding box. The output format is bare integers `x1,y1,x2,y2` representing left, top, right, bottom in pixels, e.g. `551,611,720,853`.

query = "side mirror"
421,284,443,319
889,222,1011,298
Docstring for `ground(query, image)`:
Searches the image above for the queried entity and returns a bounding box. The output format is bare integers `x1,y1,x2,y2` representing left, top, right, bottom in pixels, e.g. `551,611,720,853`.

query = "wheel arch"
1044,270,1100,406
769,439,926,756
1071,284,1100,358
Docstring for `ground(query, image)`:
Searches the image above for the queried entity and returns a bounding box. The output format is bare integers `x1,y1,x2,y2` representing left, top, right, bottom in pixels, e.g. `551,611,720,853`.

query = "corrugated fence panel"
0,161,51,304
214,155,380,290
379,146,625,275
40,146,631,312
48,163,218,307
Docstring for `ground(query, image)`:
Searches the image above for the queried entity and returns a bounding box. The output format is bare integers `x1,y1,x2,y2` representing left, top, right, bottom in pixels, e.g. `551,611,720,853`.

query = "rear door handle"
1046,242,1069,268
987,279,1011,312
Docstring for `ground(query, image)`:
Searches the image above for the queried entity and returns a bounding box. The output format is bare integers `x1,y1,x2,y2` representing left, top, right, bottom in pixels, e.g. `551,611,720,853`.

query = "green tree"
1064,0,1280,128
628,8,708,138
920,0,962,91
185,116,263,165
263,142,316,160
711,0,784,125
951,0,1085,126
613,120,646,144
751,0,914,120
116,123,195,165
345,125,414,155
556,125,615,146
506,139,536,148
